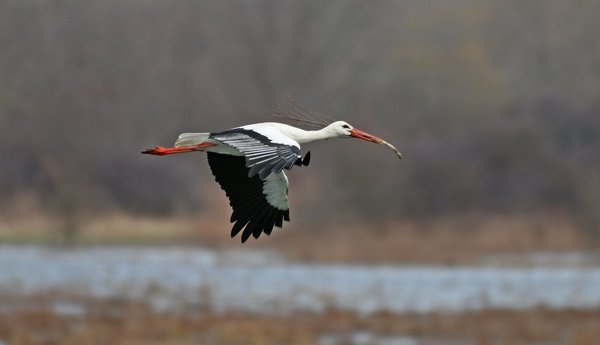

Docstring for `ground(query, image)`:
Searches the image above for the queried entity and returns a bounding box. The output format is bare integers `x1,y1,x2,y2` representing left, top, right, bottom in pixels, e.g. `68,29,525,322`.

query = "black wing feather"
263,211,277,236
207,152,290,242
210,128,300,179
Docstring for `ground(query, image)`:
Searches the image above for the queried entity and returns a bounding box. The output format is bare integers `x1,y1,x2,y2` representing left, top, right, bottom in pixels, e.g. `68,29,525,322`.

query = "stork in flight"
142,104,401,242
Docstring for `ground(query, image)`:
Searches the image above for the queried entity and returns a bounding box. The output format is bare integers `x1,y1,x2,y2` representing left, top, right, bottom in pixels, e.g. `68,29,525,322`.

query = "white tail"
175,133,210,147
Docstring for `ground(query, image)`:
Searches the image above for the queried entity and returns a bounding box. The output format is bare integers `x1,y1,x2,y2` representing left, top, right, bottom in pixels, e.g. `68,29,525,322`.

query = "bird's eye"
342,125,350,129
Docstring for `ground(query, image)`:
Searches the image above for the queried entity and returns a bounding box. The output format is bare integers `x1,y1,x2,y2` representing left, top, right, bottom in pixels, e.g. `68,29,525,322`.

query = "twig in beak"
383,141,402,159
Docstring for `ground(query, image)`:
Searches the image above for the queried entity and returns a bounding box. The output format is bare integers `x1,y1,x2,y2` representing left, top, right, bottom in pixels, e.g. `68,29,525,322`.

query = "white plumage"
143,120,401,242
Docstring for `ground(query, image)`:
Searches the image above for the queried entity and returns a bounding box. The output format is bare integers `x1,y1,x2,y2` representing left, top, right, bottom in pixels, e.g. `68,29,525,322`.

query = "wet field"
1,245,600,344
1,245,598,316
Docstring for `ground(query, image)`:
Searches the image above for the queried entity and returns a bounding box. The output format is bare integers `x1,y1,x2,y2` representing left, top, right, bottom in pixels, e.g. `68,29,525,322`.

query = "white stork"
142,106,401,242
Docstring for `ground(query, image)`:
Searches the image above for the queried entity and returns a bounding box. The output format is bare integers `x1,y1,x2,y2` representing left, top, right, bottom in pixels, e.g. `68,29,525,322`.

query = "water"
0,245,599,315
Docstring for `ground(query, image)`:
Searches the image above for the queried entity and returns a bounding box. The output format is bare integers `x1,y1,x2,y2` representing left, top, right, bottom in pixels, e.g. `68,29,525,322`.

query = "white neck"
272,124,338,144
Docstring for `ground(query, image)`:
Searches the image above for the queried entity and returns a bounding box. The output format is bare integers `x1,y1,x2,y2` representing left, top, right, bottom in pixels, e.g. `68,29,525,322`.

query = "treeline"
1,0,599,232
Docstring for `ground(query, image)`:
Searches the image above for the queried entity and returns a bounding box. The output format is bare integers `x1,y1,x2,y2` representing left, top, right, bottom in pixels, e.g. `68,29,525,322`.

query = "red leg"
142,142,216,155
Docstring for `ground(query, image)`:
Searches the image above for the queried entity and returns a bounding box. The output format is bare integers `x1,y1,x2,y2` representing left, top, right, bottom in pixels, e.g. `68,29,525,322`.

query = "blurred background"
1,0,599,344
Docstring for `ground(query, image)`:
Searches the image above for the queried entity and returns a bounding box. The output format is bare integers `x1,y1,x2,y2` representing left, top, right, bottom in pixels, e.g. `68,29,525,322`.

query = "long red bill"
350,128,403,159
350,128,384,143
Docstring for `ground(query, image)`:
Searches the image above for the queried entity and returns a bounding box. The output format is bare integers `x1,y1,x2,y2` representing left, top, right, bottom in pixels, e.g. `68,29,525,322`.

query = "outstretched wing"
210,127,301,179
207,152,290,242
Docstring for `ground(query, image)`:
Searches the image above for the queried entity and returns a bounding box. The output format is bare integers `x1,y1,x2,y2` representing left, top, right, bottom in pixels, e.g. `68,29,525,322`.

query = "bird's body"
143,119,401,242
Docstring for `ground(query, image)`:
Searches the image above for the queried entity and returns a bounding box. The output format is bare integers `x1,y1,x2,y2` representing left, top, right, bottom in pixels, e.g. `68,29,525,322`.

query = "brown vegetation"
1,296,599,345
0,212,588,264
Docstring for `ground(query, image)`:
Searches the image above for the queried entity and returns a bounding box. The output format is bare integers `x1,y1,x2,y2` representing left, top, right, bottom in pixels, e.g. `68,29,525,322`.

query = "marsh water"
0,245,599,315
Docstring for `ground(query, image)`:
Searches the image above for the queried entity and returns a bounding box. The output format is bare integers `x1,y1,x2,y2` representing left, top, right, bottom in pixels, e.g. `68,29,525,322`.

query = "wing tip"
229,208,290,243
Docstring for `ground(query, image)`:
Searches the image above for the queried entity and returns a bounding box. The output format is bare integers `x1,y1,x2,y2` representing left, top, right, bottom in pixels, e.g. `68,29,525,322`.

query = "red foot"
141,142,216,155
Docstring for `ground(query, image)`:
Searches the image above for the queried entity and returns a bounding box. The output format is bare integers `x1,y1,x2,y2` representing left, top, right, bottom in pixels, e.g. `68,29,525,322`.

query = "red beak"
350,128,384,144
349,128,403,159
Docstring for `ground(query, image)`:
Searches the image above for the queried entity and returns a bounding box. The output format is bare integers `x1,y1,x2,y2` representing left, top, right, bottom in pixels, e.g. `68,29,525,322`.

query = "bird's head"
327,120,402,159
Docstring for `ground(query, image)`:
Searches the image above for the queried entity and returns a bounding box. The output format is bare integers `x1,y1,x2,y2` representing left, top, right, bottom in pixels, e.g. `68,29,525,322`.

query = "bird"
142,104,401,242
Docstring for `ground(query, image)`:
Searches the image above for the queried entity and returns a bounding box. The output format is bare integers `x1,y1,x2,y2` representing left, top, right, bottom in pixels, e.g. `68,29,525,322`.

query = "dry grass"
0,296,599,345
0,212,589,264
270,213,585,264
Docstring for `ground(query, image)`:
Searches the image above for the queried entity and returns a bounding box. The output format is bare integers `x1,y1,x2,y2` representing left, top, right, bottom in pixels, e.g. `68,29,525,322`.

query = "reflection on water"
0,245,599,315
